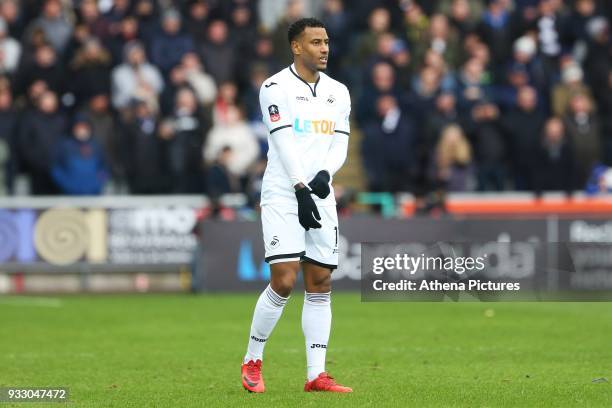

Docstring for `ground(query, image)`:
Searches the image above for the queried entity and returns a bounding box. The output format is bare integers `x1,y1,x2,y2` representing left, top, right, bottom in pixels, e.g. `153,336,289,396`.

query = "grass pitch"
1,293,611,407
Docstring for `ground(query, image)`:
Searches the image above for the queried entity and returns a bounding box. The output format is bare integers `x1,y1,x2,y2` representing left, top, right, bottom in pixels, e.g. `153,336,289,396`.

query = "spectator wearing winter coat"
18,90,66,194
111,40,164,111
24,0,72,55
161,87,208,193
563,93,601,189
52,114,108,195
361,95,419,192
150,9,195,76
532,117,574,196
502,86,545,190
203,105,259,182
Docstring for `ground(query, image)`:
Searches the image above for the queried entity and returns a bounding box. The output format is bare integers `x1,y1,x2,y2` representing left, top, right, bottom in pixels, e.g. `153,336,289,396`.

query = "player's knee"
271,277,295,297
310,274,331,293
270,267,298,297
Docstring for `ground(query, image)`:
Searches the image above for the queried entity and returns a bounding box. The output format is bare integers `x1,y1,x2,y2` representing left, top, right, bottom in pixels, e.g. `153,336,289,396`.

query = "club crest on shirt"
268,104,280,122
326,95,336,105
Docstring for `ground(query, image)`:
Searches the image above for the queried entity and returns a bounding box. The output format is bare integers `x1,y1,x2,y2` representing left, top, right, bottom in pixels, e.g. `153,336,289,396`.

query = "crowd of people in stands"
0,0,610,203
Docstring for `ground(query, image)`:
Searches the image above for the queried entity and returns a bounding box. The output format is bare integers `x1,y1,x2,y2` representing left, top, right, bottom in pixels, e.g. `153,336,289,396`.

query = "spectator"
230,5,257,60
271,0,305,66
150,9,194,75
199,19,236,84
184,0,211,44
352,7,392,66
243,64,268,123
510,35,548,95
242,35,281,86
105,16,139,65
494,62,530,110
467,101,507,191
403,1,429,49
534,0,563,81
69,38,112,106
477,0,516,66
0,83,16,193
413,13,462,70
563,92,601,188
502,86,545,190
83,93,122,183
16,43,64,97
532,117,573,195
321,0,350,79
357,61,399,127
102,0,130,25
78,0,111,40
361,95,419,192
51,113,108,195
456,57,489,112
425,91,460,151
162,87,207,193
552,62,593,116
121,98,168,194
204,105,259,184
24,0,72,56
438,0,483,38
431,124,474,192
181,52,217,107
567,0,599,43
111,40,164,111
584,17,610,111
0,17,20,75
213,80,239,125
132,0,159,45
18,90,66,194
206,145,240,199
0,0,24,39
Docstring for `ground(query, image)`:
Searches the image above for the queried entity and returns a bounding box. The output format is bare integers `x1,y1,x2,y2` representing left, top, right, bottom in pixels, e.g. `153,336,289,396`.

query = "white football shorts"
261,203,339,269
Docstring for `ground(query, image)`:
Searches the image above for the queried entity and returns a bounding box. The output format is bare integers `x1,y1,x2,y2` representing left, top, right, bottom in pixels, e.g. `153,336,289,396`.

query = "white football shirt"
259,64,351,207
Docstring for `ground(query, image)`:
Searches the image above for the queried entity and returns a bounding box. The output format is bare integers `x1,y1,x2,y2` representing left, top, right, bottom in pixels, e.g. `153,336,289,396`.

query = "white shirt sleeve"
323,86,351,176
260,81,308,187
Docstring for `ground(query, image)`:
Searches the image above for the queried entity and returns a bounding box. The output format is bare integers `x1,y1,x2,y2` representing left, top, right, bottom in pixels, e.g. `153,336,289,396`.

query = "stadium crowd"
0,0,610,202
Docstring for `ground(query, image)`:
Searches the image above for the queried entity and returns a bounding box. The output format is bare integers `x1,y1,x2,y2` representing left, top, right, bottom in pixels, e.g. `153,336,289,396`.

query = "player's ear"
291,39,301,56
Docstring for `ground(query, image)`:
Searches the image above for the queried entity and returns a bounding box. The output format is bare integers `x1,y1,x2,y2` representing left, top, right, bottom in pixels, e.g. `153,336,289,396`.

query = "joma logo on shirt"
293,119,336,135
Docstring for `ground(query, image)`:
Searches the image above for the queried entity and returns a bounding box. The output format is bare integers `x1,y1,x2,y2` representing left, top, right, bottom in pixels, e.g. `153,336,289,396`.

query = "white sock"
302,291,332,381
244,284,289,363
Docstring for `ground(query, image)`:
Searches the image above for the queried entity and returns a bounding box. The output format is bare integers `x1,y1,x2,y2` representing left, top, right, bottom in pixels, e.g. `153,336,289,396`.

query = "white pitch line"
0,296,63,308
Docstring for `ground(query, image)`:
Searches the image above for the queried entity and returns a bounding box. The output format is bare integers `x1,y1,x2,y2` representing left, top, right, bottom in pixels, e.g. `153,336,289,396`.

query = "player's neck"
292,60,319,83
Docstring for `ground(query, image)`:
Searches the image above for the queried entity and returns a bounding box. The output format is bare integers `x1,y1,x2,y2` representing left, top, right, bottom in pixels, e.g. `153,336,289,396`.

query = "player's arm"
260,82,321,230
309,87,351,199
260,83,308,189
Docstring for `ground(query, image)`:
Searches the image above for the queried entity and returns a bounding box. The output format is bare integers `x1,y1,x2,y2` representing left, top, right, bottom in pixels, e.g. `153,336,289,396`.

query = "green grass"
0,293,611,407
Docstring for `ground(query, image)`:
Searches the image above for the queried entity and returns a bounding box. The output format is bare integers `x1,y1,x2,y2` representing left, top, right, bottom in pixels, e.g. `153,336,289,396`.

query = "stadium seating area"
0,0,610,205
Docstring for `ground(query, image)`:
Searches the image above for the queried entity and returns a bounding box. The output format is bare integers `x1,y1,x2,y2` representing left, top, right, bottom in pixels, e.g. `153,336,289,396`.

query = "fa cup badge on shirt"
268,104,281,122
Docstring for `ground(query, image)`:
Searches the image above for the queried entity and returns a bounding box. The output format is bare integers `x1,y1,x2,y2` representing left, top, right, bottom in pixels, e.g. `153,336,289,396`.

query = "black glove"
308,170,331,199
295,187,321,230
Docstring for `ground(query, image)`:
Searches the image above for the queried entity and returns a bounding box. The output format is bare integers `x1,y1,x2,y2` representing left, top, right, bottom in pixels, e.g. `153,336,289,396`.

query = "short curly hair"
287,17,326,44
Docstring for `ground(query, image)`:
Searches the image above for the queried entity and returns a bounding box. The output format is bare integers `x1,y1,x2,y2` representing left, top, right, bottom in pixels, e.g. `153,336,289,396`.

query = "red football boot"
304,372,352,393
241,359,265,393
